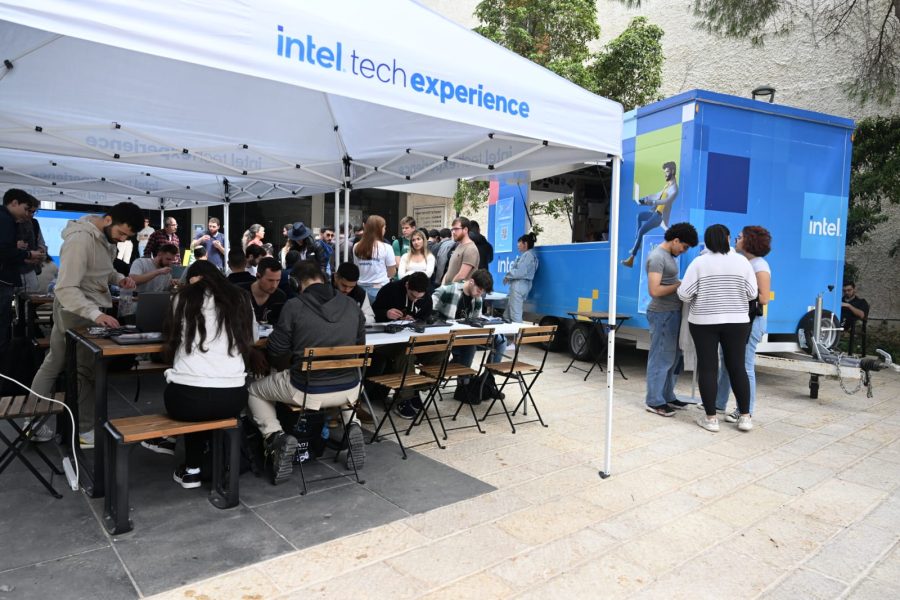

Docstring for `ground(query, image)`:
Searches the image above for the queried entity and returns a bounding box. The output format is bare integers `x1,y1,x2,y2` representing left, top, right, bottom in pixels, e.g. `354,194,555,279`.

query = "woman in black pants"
161,260,257,488
678,225,758,432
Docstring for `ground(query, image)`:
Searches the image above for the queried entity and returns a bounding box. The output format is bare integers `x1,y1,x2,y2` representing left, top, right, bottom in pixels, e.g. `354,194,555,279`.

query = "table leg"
85,348,108,498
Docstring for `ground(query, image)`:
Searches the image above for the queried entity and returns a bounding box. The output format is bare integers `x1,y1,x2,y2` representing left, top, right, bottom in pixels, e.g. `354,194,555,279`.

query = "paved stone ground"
149,344,900,600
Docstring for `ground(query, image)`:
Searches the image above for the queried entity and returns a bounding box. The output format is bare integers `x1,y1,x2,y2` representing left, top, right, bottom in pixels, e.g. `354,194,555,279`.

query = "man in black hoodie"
371,272,432,323
468,220,494,270
247,260,366,485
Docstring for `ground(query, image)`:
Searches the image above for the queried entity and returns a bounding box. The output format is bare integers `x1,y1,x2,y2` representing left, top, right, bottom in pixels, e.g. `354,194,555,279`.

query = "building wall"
421,0,900,319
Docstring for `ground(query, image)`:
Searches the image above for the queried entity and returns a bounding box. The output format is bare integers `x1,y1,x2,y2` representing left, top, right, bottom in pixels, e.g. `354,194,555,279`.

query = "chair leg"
102,429,133,534
209,427,240,509
338,409,365,485
368,394,407,459
0,428,63,498
9,417,63,474
404,389,445,449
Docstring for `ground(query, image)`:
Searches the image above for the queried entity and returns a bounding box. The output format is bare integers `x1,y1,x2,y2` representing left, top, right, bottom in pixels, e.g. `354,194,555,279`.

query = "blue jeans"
646,309,681,407
359,283,381,304
716,316,765,414
629,210,662,258
453,334,508,366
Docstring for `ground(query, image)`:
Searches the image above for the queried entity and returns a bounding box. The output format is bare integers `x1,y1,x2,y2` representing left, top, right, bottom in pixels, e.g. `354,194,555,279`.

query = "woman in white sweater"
161,260,258,488
678,224,758,433
397,229,435,278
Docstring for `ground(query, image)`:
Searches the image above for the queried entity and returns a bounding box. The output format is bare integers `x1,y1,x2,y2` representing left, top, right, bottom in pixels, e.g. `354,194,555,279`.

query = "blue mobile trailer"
488,90,854,353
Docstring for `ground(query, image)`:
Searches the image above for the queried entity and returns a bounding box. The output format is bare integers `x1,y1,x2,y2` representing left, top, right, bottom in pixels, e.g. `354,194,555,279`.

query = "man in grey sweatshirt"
29,203,144,445
247,260,366,485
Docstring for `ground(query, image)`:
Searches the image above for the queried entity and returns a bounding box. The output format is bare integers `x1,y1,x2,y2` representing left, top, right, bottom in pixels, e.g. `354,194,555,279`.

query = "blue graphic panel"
494,195,514,253
801,193,845,260
705,153,750,213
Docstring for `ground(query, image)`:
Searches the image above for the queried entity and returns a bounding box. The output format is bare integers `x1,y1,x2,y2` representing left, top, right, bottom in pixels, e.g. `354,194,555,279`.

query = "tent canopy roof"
0,0,622,203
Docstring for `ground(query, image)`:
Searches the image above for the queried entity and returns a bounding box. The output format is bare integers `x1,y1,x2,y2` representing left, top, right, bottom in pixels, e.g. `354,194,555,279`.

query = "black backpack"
454,371,504,404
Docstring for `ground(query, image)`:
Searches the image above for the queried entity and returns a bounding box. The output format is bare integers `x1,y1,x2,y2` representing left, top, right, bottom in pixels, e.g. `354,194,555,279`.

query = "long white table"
365,320,525,346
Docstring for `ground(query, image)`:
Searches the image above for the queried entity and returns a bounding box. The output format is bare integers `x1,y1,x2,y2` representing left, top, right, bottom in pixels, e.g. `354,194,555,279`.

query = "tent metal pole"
343,187,350,262
223,201,230,260
601,155,621,479
334,188,340,266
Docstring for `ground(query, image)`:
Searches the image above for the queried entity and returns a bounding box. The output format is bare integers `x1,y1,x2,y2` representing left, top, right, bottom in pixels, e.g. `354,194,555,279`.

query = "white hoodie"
55,216,121,321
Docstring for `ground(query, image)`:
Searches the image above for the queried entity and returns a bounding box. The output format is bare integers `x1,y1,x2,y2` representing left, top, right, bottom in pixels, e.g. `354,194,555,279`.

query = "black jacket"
268,283,365,392
469,231,494,270
372,277,433,322
0,206,28,287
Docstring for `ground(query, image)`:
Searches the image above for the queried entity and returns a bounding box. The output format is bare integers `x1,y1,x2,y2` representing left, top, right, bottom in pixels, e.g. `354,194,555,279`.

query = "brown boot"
621,255,634,268
355,404,375,424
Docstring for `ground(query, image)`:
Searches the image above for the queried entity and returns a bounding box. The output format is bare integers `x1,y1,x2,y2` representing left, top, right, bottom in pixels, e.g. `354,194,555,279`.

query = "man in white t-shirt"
129,243,179,293
136,218,155,257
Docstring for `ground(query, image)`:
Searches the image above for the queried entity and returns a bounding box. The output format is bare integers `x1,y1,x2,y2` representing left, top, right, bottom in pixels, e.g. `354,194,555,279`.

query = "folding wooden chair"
291,344,372,495
367,333,452,456
482,325,557,433
419,328,494,435
0,393,65,498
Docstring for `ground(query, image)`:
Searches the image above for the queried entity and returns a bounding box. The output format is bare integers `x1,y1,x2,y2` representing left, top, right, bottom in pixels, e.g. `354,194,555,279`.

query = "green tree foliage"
468,2,665,222
619,0,899,106
453,180,490,216
848,116,900,256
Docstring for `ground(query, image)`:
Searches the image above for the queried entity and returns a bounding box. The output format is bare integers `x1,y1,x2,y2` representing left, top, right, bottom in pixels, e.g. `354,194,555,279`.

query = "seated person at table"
372,272,433,323
237,257,287,325
159,260,257,488
226,248,256,286
28,201,143,447
432,269,507,366
245,244,266,277
332,262,375,325
366,272,434,420
247,260,366,485
129,243,179,293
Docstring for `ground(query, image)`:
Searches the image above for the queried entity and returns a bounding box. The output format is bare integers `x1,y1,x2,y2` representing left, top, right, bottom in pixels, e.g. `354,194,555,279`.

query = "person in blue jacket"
503,232,539,323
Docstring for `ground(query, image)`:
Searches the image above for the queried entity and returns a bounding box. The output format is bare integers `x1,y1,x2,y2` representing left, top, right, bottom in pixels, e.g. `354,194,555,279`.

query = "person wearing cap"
285,221,327,276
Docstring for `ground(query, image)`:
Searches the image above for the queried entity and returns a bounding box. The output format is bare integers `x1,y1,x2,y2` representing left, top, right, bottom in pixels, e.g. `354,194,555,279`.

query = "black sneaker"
646,403,676,417
265,432,298,485
141,437,176,455
669,400,690,410
345,423,366,470
394,400,418,420
173,465,201,489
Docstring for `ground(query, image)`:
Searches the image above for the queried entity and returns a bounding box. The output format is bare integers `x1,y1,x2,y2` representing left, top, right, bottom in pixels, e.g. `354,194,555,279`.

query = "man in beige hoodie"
29,202,144,446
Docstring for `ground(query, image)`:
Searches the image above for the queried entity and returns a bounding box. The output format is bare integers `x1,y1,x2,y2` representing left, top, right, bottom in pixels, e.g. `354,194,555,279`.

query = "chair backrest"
407,333,453,356
516,325,557,347
297,345,373,374
448,327,494,377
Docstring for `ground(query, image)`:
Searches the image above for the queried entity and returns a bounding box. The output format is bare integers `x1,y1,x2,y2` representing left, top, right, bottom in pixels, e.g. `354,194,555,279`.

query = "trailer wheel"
538,316,568,352
569,323,593,361
796,310,841,355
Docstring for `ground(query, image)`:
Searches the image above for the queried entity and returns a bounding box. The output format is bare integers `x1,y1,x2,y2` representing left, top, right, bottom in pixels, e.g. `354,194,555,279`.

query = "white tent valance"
0,0,621,194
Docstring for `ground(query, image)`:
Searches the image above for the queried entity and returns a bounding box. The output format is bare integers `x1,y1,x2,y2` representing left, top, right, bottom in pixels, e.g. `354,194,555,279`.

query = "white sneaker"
79,429,95,449
25,419,55,443
696,415,720,432
737,415,753,432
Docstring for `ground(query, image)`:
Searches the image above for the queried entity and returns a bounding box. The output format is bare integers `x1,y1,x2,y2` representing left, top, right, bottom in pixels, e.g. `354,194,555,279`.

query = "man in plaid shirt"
143,217,180,258
432,269,507,366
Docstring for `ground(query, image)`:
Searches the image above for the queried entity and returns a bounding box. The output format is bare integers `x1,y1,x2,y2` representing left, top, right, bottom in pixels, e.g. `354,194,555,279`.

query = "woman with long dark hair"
352,215,397,302
678,224,758,433
160,260,257,488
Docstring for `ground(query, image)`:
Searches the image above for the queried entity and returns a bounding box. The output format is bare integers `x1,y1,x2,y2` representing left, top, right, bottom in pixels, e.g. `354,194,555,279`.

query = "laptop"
365,322,387,333
170,265,187,280
135,292,172,334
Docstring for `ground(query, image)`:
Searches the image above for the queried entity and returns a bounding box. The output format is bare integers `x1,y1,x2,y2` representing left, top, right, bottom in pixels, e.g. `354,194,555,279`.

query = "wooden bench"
0,393,65,498
103,414,241,534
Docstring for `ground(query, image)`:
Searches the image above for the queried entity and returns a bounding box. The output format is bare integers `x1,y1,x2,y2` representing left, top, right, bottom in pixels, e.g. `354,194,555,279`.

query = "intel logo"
807,216,841,237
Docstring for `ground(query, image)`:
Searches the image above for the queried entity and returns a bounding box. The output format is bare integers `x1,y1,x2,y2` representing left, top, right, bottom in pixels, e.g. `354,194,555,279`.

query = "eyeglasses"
450,227,462,232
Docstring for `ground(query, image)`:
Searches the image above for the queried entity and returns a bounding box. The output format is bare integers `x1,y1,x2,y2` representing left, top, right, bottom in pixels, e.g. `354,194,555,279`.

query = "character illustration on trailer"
622,161,678,268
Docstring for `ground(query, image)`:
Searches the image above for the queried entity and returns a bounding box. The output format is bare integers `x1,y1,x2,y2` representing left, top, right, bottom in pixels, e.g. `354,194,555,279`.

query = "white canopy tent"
0,0,624,475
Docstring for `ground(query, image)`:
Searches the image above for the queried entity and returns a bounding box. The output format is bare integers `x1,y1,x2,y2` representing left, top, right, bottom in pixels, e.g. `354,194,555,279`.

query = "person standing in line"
397,230,435,279
159,260,257,488
17,204,48,293
642,223,698,417
352,215,397,302
144,217,180,258
190,217,226,270
678,224,757,433
716,225,772,422
503,232,540,323
278,222,294,268
441,217,479,285
427,229,441,254
28,202,144,446
136,217,155,258
468,220,494,270
317,226,336,276
242,224,265,252
226,248,256,286
432,227,454,287
392,216,416,257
